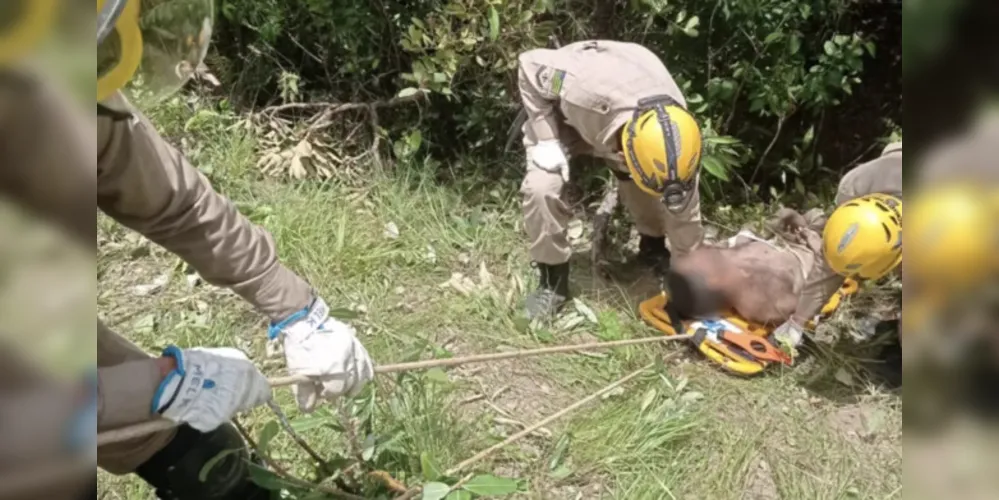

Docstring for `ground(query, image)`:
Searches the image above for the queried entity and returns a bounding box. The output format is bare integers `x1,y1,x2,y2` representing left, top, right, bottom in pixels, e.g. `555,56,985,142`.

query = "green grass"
93,98,902,499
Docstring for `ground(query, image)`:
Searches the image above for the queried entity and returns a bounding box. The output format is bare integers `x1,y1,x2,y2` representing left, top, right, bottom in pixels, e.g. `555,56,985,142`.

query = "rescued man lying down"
664,208,827,327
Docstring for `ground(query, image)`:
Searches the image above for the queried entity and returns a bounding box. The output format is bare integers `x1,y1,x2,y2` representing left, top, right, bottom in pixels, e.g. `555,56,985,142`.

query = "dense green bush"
207,0,900,203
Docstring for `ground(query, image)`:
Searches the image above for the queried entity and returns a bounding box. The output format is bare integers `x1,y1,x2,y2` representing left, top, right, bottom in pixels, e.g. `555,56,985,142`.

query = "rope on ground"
391,361,660,500
97,334,691,446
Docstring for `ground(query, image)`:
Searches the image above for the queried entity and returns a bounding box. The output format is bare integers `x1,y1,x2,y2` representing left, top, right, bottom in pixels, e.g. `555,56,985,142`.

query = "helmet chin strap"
98,0,129,44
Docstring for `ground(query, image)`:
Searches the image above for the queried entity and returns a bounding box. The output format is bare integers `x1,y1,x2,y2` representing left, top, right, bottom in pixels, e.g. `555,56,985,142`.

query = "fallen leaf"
478,262,494,288
834,368,855,387
133,314,157,335
572,299,598,324
289,139,314,179
680,391,704,404
131,274,169,297
440,273,475,296
383,221,400,240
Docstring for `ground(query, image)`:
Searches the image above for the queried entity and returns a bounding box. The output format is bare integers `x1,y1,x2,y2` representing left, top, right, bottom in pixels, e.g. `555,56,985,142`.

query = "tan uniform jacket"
96,96,316,427
0,69,313,468
517,40,686,161
515,41,703,260
792,142,903,325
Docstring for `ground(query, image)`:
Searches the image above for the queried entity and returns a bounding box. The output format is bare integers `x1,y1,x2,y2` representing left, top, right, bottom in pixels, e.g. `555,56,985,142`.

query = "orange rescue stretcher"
639,279,860,376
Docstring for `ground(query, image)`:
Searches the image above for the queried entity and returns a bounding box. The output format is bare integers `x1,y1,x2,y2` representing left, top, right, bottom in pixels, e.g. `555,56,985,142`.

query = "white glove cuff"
529,140,569,171
269,297,331,341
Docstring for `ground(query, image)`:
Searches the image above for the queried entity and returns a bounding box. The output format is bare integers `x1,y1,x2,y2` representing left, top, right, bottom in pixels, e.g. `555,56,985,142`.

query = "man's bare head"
666,246,737,319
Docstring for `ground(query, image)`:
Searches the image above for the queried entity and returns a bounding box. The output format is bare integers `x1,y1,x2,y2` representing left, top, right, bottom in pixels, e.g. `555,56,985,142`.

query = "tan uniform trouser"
97,322,176,475
521,164,704,265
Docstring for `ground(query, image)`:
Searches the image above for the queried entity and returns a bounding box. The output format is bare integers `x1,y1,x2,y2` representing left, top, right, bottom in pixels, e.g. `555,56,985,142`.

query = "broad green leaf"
462,475,520,496
422,482,452,500
398,87,420,98
789,36,802,55
257,421,280,453
407,129,424,150
706,135,740,145
597,311,622,341
764,32,782,45
534,328,555,343
701,156,730,181
446,491,473,500
290,414,328,433
683,16,700,36
823,40,836,56
421,451,443,481
247,463,288,490
803,125,815,146
488,7,500,41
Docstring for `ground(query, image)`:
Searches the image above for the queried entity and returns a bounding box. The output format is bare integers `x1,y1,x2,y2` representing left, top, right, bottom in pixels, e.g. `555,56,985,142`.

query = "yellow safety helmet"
0,0,58,65
621,95,703,212
823,194,902,280
97,0,214,102
906,183,995,291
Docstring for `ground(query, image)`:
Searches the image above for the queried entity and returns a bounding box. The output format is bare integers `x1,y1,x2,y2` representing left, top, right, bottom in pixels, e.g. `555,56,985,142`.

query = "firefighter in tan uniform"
773,142,903,346
2,1,374,499
515,40,706,319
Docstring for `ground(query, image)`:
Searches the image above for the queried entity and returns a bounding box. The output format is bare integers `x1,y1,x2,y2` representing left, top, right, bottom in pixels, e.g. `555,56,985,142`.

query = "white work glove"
527,139,570,182
152,346,272,432
773,320,805,347
269,297,375,413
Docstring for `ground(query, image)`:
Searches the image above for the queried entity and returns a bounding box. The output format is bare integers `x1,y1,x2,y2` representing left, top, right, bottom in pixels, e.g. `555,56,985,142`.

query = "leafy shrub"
207,0,901,203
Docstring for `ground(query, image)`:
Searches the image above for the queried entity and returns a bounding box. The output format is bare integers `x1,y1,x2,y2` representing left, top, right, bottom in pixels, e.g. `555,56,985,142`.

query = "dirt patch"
742,458,780,500
827,402,893,444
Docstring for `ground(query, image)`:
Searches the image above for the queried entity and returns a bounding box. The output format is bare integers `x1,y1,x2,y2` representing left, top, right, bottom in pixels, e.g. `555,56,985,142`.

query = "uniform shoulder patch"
535,66,567,97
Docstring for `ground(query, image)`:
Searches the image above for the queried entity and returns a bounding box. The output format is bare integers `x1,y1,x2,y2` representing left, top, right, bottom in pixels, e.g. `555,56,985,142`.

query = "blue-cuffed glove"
269,297,375,413
67,370,97,463
151,345,272,432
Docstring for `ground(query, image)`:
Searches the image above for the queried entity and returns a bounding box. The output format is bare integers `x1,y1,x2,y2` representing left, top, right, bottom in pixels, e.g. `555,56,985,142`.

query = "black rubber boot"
637,235,671,277
135,423,274,500
525,262,571,321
